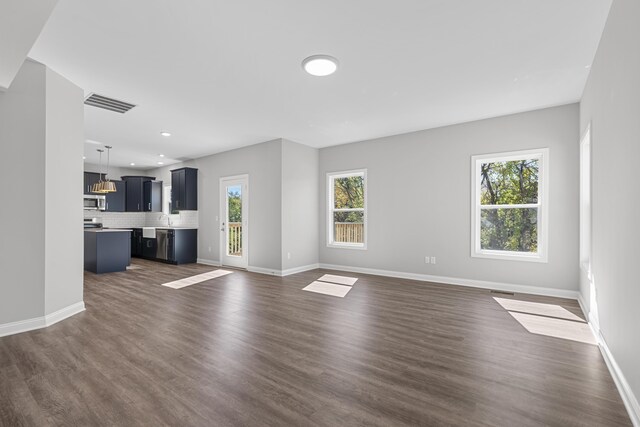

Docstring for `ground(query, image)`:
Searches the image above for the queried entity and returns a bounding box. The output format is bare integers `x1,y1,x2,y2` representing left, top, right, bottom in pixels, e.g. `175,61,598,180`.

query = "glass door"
220,175,248,268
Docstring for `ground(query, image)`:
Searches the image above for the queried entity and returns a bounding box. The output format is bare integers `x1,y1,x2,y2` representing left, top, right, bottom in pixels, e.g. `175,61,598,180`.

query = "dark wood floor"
0,259,631,426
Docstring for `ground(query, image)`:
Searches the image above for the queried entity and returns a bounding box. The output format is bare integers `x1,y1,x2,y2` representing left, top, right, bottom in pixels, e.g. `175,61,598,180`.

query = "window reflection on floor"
494,297,596,345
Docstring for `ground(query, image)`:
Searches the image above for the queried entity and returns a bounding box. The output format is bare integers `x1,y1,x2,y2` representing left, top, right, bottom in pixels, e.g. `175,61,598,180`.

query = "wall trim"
45,302,86,327
0,301,85,338
247,265,282,276
197,258,222,267
281,263,320,277
597,331,640,426
318,263,579,299
0,316,46,338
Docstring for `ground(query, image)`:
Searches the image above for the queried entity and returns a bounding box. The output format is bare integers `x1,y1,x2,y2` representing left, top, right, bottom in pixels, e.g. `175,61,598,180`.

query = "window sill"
472,250,547,263
327,243,367,251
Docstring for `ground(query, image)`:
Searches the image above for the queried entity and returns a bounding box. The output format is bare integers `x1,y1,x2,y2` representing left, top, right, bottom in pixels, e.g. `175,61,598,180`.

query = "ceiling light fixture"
159,154,165,157
160,131,171,137
158,161,164,165
130,162,136,166
302,55,339,77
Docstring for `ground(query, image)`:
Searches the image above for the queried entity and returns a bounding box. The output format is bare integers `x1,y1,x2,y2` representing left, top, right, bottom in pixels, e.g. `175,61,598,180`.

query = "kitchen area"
83,165,199,274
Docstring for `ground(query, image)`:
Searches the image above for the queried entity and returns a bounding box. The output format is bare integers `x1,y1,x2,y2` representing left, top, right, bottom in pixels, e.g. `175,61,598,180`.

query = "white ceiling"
0,0,59,91
28,0,611,169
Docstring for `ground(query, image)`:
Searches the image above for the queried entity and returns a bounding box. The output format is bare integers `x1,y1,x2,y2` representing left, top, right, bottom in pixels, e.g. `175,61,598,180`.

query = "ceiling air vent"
84,93,136,113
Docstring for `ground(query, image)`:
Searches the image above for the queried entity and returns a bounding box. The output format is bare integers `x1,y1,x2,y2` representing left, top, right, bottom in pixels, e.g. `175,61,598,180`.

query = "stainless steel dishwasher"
156,229,169,260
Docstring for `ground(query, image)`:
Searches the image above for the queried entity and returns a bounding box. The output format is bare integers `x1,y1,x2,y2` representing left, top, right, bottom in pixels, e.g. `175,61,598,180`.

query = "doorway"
220,175,248,269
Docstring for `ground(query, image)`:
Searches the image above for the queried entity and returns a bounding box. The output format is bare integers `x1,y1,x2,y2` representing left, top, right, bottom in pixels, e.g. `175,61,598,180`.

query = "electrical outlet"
425,256,430,264
431,256,436,264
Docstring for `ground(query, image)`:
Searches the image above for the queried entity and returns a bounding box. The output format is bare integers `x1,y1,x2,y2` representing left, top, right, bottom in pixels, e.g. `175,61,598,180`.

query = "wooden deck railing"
228,222,242,255
334,222,364,244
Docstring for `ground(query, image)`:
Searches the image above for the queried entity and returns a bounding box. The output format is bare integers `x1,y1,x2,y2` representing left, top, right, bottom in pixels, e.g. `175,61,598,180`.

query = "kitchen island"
84,229,131,274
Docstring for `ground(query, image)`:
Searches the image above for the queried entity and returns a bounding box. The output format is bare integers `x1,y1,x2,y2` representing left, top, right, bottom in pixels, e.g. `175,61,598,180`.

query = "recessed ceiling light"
157,161,164,165
83,156,86,160
159,154,165,157
160,131,171,137
302,55,339,77
130,162,136,166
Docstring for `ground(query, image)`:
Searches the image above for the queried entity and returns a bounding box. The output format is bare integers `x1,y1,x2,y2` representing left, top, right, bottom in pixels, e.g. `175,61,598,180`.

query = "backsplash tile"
83,210,198,229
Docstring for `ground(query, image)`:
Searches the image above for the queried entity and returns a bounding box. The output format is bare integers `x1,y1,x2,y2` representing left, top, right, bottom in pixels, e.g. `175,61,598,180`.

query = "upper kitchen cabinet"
122,176,156,212
171,167,198,212
143,180,163,212
83,172,104,194
105,180,126,212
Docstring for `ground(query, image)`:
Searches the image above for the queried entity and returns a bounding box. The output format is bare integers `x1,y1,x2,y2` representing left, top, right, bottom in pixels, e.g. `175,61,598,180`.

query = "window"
471,148,548,262
327,169,367,249
163,185,172,215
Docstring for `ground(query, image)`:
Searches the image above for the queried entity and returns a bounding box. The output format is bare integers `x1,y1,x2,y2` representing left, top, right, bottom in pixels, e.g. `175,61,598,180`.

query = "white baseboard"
0,316,46,338
318,263,580,300
0,301,85,338
281,263,320,277
45,302,85,327
247,265,281,276
197,258,221,267
597,332,640,426
246,263,320,277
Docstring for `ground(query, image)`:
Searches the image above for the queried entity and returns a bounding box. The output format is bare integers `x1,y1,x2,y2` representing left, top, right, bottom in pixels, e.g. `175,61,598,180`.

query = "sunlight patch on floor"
494,297,596,345
317,274,358,286
303,281,352,298
493,297,584,322
162,270,233,289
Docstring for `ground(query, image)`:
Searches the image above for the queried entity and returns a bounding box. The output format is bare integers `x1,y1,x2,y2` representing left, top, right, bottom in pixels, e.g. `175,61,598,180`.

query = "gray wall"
580,0,640,411
281,139,319,271
148,139,283,271
0,60,46,324
319,104,580,292
44,67,84,315
0,60,84,326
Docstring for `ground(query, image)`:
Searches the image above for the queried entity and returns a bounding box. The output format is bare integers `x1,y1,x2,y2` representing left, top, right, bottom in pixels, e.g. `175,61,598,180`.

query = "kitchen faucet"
159,213,172,226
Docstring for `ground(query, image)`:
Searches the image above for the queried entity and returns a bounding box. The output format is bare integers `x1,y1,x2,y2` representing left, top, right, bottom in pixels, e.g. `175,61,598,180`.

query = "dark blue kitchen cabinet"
171,167,197,212
131,228,143,257
143,180,163,212
84,172,104,194
122,176,156,212
105,180,126,212
142,238,157,259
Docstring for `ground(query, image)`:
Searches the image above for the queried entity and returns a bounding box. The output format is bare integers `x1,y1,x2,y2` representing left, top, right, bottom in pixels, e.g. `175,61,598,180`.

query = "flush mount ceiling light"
160,131,171,137
302,55,339,77
158,161,164,165
159,154,165,157
130,162,136,166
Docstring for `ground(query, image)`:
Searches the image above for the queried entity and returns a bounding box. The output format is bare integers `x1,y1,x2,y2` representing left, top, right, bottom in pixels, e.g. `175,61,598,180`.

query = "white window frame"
471,148,549,262
327,169,367,250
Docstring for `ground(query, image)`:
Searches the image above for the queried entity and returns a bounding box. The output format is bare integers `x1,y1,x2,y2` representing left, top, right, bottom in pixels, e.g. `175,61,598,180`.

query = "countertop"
84,229,132,233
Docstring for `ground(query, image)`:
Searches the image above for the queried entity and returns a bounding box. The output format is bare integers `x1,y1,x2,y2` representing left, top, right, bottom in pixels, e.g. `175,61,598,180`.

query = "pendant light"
102,146,116,193
91,149,106,193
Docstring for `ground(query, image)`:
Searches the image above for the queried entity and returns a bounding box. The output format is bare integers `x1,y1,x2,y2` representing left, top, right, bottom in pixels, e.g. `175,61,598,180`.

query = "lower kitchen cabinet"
131,228,143,257
142,238,157,259
130,228,197,265
168,229,197,264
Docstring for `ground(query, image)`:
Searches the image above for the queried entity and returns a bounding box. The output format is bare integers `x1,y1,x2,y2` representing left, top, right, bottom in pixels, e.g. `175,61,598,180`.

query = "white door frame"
580,123,598,327
219,174,249,268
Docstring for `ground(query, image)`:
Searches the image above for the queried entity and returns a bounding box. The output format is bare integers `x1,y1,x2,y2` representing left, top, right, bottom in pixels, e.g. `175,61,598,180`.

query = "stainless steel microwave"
84,194,106,211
